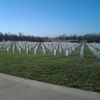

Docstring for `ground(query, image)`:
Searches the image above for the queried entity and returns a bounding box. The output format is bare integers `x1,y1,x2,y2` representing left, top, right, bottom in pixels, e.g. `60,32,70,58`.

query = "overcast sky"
0,0,100,37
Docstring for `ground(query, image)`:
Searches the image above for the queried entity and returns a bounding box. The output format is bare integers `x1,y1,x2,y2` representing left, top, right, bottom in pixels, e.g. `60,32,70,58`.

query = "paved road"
0,73,100,100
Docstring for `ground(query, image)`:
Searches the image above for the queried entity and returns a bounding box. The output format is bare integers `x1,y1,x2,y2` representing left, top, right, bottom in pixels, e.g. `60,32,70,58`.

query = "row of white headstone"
34,43,40,54
43,42,80,56
65,43,80,56
0,42,80,56
0,41,11,49
7,42,13,52
1,41,100,58
2,42,39,53
79,43,100,59
91,42,100,50
80,43,84,58
86,43,100,59
41,43,46,55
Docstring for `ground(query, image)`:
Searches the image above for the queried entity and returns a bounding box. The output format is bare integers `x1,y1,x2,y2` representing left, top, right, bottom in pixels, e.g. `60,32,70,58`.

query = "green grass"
0,44,100,92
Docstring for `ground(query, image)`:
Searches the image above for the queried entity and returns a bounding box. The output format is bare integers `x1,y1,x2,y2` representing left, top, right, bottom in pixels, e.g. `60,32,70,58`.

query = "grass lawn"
0,43,100,92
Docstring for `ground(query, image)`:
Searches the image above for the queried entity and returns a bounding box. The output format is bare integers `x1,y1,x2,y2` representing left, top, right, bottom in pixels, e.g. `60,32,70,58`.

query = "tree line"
55,33,100,43
0,32,49,42
0,32,100,43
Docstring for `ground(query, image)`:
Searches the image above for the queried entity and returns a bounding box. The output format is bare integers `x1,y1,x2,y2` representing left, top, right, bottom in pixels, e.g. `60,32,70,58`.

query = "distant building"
68,40,79,43
49,38,87,43
80,40,87,43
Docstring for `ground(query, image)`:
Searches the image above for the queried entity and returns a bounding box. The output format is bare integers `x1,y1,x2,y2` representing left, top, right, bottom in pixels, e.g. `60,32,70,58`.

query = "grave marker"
65,49,69,56
43,49,46,55
34,49,37,54
80,44,84,58
26,48,29,53
54,49,56,55
97,51,100,59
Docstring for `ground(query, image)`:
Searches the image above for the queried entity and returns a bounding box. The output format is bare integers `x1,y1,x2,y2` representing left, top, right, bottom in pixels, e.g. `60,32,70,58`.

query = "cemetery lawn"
0,44,100,92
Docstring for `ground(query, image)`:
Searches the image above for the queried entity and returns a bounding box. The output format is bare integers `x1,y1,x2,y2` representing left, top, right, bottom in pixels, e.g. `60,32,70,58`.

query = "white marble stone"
65,49,69,56
29,46,31,51
54,49,56,55
80,50,84,58
50,47,53,52
69,47,72,54
13,43,15,52
43,49,46,55
19,48,21,53
93,48,97,55
80,44,84,58
72,47,75,52
97,51,100,59
59,47,62,53
7,47,9,52
34,49,37,54
26,48,29,53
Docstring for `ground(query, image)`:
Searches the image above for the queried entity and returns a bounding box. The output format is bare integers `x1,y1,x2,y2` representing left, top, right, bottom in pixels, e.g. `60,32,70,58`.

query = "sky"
0,0,100,37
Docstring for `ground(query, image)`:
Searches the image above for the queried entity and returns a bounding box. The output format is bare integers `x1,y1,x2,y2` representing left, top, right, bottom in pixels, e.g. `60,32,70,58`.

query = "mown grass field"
0,43,100,92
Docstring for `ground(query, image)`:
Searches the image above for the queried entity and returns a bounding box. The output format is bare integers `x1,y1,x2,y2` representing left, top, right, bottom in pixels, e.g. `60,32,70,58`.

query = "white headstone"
97,51,100,59
72,47,75,52
7,47,9,52
26,48,29,53
65,49,69,56
93,48,97,55
54,49,56,55
19,48,21,53
69,47,72,54
80,50,84,58
50,47,53,52
34,49,37,54
23,45,25,50
29,46,31,51
13,44,15,52
43,49,46,55
59,47,62,53
80,44,84,58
